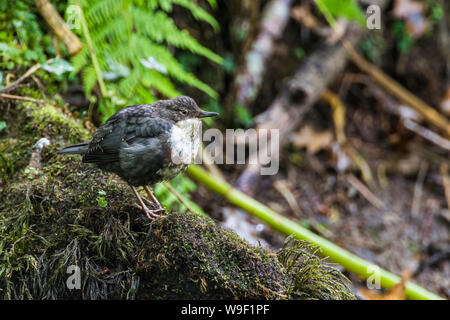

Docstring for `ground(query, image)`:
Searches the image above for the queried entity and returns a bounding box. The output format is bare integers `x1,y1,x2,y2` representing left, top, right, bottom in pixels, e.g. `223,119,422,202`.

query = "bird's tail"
58,142,89,155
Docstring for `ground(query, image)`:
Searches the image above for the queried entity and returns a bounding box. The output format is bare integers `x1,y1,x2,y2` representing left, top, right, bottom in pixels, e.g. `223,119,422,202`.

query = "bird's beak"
199,111,219,118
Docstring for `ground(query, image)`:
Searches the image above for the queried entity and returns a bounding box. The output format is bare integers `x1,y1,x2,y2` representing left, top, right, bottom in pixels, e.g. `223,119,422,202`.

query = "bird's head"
157,96,219,122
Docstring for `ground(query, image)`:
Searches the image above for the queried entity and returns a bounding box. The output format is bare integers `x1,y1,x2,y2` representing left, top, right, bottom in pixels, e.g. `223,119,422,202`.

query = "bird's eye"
180,109,188,115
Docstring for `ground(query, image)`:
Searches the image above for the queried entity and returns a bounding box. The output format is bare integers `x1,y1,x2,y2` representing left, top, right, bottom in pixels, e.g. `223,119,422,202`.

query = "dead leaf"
291,126,333,154
359,270,411,300
392,0,427,37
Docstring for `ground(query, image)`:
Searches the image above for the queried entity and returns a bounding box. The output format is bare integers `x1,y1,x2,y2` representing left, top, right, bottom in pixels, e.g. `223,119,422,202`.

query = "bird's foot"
134,202,164,220
135,203,164,221
142,196,164,210
130,185,165,221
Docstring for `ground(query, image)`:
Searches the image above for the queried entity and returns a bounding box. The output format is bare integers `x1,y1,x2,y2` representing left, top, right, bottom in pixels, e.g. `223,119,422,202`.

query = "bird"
58,96,218,220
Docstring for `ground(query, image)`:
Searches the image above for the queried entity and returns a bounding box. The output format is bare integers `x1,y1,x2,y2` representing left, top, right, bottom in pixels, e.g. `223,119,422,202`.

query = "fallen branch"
342,40,450,137
234,1,394,194
225,0,294,112
362,77,450,152
0,62,42,93
235,23,363,194
187,164,444,300
35,0,83,56
0,93,44,104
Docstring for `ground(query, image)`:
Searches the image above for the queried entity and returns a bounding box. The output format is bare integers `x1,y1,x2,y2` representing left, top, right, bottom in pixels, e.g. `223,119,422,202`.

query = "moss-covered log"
0,99,355,299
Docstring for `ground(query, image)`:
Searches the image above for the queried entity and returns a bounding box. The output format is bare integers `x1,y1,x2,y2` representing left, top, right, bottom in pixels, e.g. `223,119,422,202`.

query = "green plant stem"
77,0,108,97
162,181,206,217
186,164,445,300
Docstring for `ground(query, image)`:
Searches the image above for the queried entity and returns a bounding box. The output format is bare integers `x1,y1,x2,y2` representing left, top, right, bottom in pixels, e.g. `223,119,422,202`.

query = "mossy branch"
1,101,356,299
186,164,445,300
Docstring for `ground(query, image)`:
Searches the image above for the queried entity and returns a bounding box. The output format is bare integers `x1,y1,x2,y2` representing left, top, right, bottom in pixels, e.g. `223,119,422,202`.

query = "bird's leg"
130,185,160,220
143,185,165,212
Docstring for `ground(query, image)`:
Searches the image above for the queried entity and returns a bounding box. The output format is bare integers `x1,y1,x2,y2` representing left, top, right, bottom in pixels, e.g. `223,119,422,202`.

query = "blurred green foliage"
314,0,365,27
0,0,55,70
391,20,414,53
0,0,222,122
71,0,223,120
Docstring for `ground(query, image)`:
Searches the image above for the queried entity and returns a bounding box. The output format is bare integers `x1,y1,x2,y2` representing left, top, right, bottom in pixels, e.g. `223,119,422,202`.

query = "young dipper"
58,96,218,220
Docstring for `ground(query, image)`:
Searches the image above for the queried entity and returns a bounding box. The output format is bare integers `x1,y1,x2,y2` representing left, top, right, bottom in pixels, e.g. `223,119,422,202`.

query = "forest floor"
190,23,450,298
193,94,450,299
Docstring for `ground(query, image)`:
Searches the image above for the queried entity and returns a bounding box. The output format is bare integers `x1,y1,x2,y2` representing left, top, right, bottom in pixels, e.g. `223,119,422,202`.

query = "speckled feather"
58,96,214,186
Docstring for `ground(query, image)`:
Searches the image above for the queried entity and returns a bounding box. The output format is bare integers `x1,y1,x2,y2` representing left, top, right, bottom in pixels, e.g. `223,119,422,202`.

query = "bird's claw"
134,203,165,220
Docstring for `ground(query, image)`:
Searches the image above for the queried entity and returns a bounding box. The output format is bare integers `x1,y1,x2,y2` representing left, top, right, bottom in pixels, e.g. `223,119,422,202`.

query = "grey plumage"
59,95,218,189
58,142,89,155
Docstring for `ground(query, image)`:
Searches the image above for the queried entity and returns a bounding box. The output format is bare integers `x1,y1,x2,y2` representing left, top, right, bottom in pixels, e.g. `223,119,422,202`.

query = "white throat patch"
169,118,202,165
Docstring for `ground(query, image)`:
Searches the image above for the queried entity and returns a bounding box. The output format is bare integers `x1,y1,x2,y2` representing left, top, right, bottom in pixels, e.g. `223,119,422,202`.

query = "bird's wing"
82,106,172,164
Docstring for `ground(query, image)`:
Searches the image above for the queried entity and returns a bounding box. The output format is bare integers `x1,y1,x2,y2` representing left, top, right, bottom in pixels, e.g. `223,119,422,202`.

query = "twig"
358,77,450,155
342,39,450,137
414,249,450,277
322,90,346,144
273,180,303,216
162,181,204,217
440,162,450,212
322,90,374,186
403,119,450,151
0,93,44,104
346,174,386,211
0,62,42,93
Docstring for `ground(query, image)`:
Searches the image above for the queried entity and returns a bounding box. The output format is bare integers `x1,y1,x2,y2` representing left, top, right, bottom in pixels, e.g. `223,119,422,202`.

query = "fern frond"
141,70,179,98
81,65,98,95
134,84,157,103
86,0,127,26
117,66,142,99
171,0,219,31
133,8,222,64
71,47,89,74
72,0,221,115
91,18,128,46
132,36,217,98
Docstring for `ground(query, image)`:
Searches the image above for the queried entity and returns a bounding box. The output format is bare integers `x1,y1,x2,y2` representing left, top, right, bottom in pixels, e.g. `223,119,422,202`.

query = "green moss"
136,211,289,299
0,99,355,300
